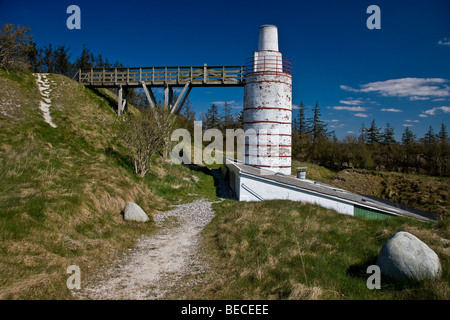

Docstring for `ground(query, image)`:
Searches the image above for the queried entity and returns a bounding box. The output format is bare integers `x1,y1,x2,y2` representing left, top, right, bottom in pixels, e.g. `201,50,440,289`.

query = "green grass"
196,200,449,300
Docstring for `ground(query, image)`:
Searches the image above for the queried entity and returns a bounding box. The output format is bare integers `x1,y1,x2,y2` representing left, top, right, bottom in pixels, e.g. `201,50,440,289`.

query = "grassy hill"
0,70,218,299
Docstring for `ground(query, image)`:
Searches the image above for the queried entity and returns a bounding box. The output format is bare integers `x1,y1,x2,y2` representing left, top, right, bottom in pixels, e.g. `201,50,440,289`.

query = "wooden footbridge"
76,64,245,115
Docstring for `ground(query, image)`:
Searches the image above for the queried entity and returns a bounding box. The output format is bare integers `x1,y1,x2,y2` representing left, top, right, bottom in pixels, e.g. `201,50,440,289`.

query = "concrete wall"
238,173,355,216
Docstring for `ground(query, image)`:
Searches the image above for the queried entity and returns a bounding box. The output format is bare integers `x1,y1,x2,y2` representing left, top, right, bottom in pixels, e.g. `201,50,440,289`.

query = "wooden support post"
168,86,173,109
123,88,128,113
78,69,81,83
141,82,156,109
171,86,192,115
90,69,93,85
164,85,169,109
203,63,207,84
118,86,123,116
171,81,191,114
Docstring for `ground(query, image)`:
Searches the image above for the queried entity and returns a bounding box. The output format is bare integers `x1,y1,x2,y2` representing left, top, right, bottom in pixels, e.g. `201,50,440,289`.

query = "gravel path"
78,199,216,300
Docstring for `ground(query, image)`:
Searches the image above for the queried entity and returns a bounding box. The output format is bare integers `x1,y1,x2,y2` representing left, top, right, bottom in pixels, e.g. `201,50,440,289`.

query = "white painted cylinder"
244,25,292,175
258,25,279,51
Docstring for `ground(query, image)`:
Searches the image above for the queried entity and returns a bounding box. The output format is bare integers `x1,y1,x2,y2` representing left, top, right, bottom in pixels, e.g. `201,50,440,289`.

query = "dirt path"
33,73,57,128
78,199,216,300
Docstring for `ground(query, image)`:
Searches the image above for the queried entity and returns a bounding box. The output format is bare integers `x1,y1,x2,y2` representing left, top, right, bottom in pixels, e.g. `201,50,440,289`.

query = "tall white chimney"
243,25,292,175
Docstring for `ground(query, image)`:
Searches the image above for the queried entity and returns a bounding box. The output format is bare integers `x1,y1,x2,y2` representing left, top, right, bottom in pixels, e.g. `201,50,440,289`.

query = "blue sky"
1,0,449,140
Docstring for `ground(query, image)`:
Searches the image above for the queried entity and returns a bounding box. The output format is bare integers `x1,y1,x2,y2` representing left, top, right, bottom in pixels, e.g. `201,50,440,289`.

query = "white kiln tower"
243,25,292,175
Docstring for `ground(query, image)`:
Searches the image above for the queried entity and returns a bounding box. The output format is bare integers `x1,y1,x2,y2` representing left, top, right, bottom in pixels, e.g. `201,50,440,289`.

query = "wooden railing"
77,65,245,87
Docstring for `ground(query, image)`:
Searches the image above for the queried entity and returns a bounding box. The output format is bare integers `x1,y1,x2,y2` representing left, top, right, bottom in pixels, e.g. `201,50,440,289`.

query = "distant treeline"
201,101,450,177
0,23,122,76
292,102,449,177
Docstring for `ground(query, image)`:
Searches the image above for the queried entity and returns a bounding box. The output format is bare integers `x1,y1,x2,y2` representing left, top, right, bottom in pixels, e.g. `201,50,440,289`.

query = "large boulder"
123,202,149,222
376,231,441,281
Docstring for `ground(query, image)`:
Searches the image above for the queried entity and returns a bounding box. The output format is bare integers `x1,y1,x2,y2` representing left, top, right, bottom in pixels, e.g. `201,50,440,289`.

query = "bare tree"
119,104,177,177
0,24,33,71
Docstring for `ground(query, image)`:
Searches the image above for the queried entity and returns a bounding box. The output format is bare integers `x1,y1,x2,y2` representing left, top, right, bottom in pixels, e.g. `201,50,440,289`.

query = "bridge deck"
77,65,245,88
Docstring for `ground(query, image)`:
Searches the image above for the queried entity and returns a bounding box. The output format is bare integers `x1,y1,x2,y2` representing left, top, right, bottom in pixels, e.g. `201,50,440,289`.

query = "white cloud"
354,113,369,118
405,119,420,123
340,98,363,105
347,131,355,134
381,108,403,112
438,38,450,46
419,114,428,118
423,106,450,116
211,100,236,105
331,123,345,128
432,98,447,101
410,96,429,101
341,78,450,98
403,124,414,127
333,106,367,112
340,85,359,92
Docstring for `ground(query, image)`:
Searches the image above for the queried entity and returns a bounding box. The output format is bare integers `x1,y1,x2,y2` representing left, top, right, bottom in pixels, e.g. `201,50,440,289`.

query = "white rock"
376,231,441,281
124,202,149,222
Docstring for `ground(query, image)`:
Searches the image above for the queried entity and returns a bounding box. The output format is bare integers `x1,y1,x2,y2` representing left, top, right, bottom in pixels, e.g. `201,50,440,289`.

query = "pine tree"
27,40,42,72
221,102,234,132
381,123,396,145
95,53,110,68
204,104,221,130
42,44,55,73
366,119,381,145
421,126,438,175
381,123,396,170
54,45,72,75
307,101,328,140
436,123,449,176
401,127,417,173
437,122,448,144
74,44,94,69
401,127,416,145
306,101,329,163
423,126,436,144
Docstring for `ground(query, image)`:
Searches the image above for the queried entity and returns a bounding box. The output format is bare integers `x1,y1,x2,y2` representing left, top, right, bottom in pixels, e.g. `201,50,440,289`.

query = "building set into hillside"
221,25,435,222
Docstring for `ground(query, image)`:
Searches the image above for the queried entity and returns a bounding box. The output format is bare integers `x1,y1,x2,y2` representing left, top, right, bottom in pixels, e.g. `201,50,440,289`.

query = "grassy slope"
0,70,218,299
196,200,449,300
